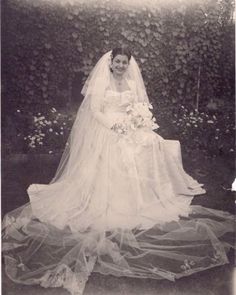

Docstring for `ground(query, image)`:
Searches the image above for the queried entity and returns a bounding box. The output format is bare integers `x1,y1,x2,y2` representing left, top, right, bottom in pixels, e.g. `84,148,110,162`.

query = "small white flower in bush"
24,107,74,153
164,103,234,156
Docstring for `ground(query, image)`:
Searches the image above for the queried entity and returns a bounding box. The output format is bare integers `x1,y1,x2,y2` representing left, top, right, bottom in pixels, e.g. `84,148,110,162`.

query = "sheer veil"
50,50,149,184
2,50,235,295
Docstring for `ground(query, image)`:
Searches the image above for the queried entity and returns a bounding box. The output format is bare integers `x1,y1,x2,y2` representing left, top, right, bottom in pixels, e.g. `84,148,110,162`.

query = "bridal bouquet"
111,102,159,135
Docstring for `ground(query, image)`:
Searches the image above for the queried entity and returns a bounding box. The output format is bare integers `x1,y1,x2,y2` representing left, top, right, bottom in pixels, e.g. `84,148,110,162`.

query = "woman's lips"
116,68,124,72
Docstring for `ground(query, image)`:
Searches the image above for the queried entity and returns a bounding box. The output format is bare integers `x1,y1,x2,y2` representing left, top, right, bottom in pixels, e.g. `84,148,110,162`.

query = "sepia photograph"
2,0,235,294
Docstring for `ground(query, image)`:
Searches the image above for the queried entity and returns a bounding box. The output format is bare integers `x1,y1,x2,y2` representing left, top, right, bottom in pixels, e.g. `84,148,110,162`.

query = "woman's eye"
114,59,127,65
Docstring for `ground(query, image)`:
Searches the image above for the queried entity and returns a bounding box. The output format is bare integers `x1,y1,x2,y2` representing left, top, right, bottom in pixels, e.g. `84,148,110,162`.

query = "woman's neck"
112,73,124,81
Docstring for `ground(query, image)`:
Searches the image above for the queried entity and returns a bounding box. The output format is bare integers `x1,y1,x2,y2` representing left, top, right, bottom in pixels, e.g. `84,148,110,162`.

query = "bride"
2,47,234,295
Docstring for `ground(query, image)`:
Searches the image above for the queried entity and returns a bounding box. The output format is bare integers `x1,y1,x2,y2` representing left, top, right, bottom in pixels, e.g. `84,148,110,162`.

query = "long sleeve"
90,95,113,129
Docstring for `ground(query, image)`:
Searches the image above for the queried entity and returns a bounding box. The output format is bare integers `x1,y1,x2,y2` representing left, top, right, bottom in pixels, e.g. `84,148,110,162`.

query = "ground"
1,150,235,295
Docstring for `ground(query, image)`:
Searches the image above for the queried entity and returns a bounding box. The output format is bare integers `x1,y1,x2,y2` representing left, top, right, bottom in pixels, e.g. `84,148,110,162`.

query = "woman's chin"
114,71,125,77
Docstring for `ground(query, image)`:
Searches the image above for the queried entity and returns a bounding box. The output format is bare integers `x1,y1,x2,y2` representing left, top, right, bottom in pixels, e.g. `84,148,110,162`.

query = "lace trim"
40,256,96,295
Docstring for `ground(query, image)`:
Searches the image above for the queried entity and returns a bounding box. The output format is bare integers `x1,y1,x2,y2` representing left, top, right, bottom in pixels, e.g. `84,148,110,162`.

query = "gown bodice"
103,89,135,114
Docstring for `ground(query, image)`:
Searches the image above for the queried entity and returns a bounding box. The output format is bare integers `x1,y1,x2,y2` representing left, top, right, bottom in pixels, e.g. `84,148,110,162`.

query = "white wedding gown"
2,88,234,295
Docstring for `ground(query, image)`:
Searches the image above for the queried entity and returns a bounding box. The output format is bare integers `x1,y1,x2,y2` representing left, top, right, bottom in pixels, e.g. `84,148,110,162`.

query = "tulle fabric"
2,90,235,295
49,51,149,185
2,204,234,295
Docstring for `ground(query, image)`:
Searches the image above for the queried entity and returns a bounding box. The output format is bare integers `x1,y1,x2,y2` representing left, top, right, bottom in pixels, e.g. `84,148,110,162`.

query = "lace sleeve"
90,94,113,129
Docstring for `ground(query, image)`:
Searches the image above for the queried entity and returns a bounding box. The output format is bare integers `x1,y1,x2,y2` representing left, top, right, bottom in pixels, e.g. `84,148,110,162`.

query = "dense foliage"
2,0,235,156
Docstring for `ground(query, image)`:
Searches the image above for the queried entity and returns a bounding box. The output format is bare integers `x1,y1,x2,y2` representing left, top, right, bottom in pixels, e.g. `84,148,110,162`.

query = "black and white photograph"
2,0,235,294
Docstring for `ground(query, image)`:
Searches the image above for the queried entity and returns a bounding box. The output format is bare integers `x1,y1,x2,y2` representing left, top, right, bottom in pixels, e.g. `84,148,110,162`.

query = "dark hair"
111,47,132,62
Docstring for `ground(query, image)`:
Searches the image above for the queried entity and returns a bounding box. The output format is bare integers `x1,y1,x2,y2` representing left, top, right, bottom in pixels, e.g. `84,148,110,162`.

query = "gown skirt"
2,113,235,295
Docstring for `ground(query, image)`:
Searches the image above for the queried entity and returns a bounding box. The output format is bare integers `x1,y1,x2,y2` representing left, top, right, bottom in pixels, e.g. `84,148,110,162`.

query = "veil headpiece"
50,50,149,183
81,50,149,102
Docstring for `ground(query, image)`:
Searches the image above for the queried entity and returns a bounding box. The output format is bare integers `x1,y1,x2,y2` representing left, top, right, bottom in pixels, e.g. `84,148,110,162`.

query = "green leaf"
73,9,79,16
144,20,150,27
45,43,51,49
72,32,78,39
173,31,179,36
140,32,145,38
67,15,73,20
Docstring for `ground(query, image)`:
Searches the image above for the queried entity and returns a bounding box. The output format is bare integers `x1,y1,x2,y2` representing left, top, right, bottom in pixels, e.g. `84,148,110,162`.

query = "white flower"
124,102,157,131
49,128,53,132
148,103,153,109
152,122,159,130
207,120,214,124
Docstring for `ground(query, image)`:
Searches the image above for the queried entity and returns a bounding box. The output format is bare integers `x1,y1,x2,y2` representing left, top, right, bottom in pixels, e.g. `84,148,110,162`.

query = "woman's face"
111,54,129,77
